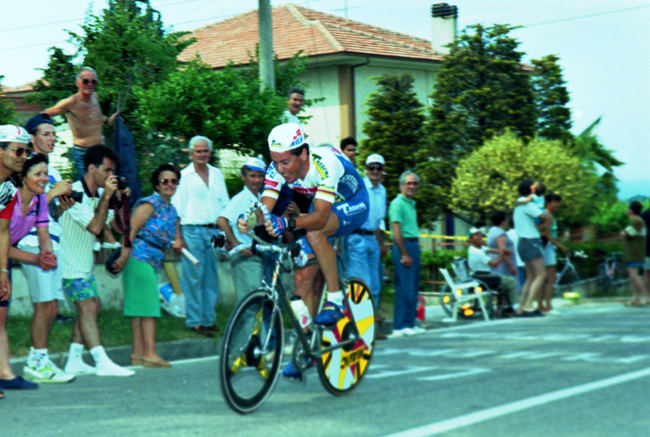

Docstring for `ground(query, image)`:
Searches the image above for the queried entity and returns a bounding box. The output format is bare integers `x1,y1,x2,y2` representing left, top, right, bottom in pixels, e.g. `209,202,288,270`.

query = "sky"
1,0,649,199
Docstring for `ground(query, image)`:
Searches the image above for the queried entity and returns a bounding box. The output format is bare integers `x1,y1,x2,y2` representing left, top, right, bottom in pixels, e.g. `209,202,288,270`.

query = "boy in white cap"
218,157,272,302
238,123,370,378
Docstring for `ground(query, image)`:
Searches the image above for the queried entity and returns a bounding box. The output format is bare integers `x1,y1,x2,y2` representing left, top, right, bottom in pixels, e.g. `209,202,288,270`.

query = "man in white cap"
238,123,370,379
0,125,40,393
19,114,75,383
218,157,272,302
344,154,388,339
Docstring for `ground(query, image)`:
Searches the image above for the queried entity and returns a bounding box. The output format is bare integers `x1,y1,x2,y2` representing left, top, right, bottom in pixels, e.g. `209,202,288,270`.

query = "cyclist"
238,123,369,377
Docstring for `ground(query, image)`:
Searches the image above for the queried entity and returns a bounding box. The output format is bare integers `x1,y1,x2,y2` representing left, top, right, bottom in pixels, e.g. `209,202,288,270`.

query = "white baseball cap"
244,157,266,172
365,154,385,166
468,227,484,237
268,123,305,153
0,125,30,144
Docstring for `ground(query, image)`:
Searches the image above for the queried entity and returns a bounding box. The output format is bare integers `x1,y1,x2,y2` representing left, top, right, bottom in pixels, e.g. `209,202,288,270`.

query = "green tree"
450,132,594,223
134,60,288,160
26,48,78,109
68,0,194,118
360,74,427,218
531,54,572,143
0,76,16,125
422,24,538,213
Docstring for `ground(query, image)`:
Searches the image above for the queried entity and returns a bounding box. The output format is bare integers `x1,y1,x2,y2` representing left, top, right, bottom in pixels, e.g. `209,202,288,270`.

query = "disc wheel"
317,278,375,396
219,289,283,414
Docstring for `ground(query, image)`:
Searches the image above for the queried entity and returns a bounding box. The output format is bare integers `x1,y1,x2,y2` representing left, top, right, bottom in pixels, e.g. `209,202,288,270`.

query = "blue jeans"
70,145,87,181
346,234,381,306
181,225,220,328
392,241,421,330
517,266,526,292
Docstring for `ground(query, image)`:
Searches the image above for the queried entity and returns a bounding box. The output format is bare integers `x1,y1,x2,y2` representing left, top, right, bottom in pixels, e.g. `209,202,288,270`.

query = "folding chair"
439,268,490,323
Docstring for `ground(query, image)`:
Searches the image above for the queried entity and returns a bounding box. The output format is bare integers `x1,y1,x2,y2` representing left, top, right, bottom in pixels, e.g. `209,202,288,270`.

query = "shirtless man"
44,67,119,179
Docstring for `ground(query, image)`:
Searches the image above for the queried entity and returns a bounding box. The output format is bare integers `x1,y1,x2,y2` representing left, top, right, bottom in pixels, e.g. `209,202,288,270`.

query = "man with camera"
59,145,134,377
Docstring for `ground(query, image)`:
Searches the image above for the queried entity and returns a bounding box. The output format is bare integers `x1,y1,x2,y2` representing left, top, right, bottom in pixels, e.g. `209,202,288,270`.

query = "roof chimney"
431,3,458,54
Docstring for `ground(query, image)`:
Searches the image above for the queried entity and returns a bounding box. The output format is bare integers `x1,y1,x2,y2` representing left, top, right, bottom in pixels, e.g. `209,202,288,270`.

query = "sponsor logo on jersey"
340,174,359,192
336,202,367,216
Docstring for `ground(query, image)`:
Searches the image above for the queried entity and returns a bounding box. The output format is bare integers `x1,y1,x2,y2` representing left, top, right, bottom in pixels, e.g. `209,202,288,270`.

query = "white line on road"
366,366,436,379
418,367,490,382
383,366,650,437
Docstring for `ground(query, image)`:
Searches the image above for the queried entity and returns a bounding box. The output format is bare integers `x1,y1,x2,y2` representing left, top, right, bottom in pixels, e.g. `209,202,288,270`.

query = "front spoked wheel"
219,289,283,414
317,278,376,396
558,268,581,294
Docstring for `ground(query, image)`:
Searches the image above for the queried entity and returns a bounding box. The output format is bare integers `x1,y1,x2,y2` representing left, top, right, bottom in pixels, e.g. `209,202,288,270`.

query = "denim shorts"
517,238,543,263
625,261,645,270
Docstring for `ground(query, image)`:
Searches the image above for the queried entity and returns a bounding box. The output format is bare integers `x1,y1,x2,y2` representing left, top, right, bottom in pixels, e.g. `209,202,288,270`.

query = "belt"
196,223,219,229
352,229,375,236
405,238,419,241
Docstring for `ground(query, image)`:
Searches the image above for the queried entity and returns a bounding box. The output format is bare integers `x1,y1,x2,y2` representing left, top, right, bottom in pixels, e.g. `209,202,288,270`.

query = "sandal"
624,300,643,307
0,388,4,400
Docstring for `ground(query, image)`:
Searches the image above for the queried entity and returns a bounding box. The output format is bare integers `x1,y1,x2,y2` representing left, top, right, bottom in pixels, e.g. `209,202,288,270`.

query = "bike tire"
559,268,581,294
317,278,376,397
219,289,284,414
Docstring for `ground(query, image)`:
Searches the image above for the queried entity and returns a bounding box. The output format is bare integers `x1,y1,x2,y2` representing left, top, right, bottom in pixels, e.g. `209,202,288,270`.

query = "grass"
7,304,236,359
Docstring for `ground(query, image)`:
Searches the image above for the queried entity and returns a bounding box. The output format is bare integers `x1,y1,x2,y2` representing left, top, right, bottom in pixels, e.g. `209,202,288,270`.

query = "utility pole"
258,0,275,90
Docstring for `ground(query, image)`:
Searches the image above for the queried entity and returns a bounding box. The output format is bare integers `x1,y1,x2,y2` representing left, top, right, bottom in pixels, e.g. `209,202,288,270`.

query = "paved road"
3,303,650,436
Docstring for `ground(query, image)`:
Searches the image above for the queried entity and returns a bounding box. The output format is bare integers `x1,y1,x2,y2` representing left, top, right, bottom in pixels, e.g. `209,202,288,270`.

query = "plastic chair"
439,268,490,323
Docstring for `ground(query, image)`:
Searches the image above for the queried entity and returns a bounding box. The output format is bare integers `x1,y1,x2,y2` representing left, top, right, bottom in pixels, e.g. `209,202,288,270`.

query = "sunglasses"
159,178,179,186
405,182,419,186
366,165,384,172
7,147,27,157
81,79,98,86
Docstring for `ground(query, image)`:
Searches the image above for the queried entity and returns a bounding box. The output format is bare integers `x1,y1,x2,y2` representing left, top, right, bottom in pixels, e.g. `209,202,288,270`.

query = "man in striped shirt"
59,145,134,377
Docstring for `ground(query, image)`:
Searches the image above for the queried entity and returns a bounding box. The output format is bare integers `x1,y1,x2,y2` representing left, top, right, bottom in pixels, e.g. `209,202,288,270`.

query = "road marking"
383,366,650,437
418,367,490,382
167,355,218,366
366,366,435,379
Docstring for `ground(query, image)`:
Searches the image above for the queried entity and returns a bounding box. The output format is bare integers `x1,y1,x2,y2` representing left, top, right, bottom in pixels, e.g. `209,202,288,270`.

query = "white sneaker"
401,328,416,336
24,360,76,383
389,329,404,338
96,361,135,377
64,360,97,376
101,242,122,249
93,241,101,252
412,326,426,335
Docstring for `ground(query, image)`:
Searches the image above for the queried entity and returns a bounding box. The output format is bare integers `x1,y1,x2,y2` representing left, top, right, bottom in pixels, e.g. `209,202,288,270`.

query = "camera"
68,191,84,203
117,177,128,191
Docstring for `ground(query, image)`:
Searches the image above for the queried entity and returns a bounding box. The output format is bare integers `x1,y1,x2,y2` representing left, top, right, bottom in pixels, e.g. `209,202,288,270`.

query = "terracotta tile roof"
178,4,444,68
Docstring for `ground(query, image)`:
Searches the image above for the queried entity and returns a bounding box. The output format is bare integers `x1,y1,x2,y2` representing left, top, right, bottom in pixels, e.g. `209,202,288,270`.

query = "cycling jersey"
263,146,365,204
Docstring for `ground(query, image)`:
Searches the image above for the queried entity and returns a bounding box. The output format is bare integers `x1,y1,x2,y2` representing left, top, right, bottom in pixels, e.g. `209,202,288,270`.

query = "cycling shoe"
313,301,345,326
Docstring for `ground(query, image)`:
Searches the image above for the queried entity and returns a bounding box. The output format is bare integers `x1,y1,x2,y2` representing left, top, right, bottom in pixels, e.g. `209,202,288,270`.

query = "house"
178,3,457,149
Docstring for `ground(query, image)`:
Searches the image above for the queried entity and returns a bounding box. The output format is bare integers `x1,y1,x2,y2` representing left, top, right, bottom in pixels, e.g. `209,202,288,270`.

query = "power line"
524,4,650,28
0,40,68,53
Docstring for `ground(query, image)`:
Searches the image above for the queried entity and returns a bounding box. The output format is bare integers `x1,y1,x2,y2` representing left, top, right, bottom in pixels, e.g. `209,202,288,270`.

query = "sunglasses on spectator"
81,79,98,86
7,147,27,157
404,182,419,186
366,165,384,172
159,178,179,186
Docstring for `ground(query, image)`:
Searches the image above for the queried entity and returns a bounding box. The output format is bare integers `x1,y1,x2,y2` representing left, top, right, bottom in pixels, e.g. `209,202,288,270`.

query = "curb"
10,338,218,375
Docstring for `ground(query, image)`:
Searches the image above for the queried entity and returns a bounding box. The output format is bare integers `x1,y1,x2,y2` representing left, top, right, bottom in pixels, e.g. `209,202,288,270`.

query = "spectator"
507,225,525,293
487,211,517,279
0,126,38,394
111,164,183,368
389,171,423,337
282,87,304,125
59,145,134,377
539,193,569,314
172,136,229,337
44,67,119,178
641,205,650,295
513,179,548,317
340,137,357,166
467,228,517,316
345,154,388,339
20,114,75,384
622,201,649,306
217,158,274,302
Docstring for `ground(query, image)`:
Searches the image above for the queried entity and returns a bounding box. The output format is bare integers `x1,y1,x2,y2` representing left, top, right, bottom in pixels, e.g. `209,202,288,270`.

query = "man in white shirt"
59,145,134,377
217,158,271,302
172,136,229,337
20,114,75,383
467,228,517,316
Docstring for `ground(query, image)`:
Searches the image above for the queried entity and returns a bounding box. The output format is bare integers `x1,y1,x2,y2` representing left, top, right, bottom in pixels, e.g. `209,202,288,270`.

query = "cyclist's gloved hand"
267,213,289,237
237,213,250,234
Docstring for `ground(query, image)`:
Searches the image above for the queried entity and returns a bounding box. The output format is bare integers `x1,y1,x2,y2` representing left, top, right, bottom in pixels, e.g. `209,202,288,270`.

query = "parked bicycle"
595,250,625,290
213,203,376,414
554,250,587,293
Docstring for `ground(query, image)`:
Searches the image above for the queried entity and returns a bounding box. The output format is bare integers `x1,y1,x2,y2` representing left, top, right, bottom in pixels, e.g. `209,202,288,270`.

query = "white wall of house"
296,65,341,148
